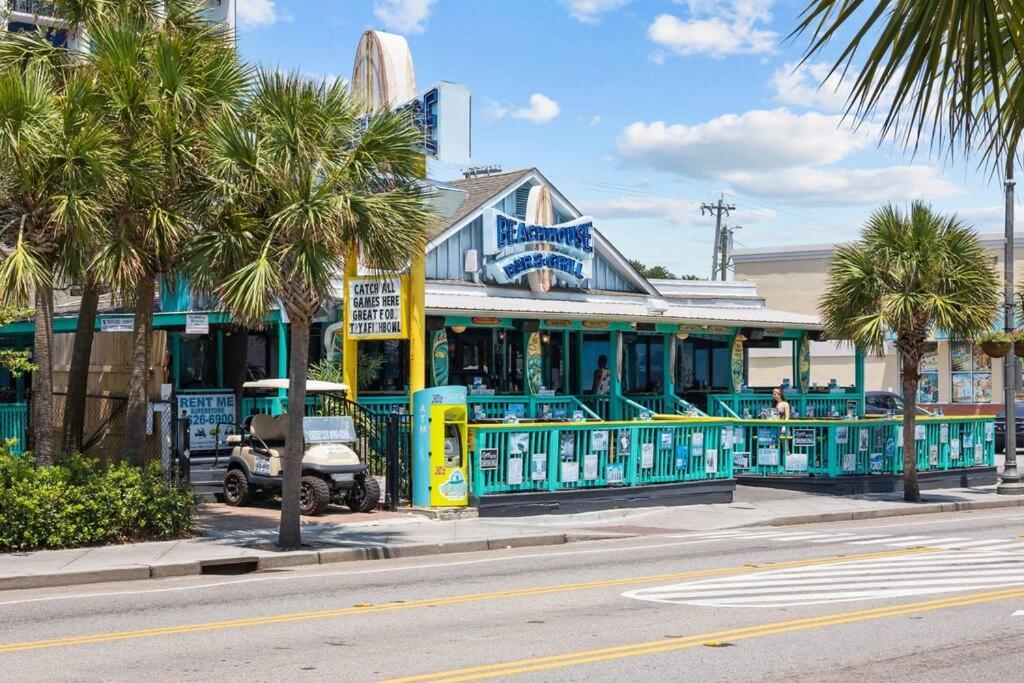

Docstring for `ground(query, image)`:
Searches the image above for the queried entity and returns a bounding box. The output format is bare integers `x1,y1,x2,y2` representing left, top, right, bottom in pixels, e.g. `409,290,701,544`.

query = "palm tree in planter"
187,71,429,548
822,203,1000,502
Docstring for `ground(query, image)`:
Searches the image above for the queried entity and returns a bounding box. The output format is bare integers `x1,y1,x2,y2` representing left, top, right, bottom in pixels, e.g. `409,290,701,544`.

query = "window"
360,340,408,392
177,334,217,389
917,343,939,403
951,342,992,403
622,334,664,393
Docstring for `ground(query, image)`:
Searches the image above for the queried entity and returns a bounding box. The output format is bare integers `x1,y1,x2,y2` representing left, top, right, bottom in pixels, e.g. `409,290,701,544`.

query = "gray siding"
427,215,483,281
590,252,634,292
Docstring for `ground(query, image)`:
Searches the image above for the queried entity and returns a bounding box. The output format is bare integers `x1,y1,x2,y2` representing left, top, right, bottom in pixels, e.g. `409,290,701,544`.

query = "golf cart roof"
242,379,350,393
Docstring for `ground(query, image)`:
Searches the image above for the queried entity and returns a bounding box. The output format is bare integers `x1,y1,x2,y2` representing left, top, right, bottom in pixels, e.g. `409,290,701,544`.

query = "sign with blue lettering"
177,393,236,451
482,208,594,287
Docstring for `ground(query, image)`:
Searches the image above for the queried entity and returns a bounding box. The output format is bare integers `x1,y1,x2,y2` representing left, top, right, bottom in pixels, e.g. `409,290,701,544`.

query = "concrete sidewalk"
2,485,1023,591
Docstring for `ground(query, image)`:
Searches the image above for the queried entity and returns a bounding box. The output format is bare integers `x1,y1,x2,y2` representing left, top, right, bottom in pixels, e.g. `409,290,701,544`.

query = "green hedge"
0,450,196,552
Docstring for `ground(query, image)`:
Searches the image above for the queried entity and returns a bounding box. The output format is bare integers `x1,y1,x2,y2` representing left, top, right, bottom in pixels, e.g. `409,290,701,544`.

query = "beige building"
734,233,1020,416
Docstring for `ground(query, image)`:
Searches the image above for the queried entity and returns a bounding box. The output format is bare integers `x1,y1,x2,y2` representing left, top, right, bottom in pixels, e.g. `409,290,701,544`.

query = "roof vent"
463,164,502,179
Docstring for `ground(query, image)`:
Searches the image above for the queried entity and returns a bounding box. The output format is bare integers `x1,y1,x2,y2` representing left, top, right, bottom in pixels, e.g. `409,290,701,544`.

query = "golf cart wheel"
223,469,251,507
299,476,331,516
347,475,381,513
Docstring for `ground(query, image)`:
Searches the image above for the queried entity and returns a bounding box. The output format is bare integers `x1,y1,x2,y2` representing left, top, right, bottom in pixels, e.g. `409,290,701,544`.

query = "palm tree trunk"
124,277,154,467
32,284,56,467
62,282,99,453
901,355,921,503
279,316,307,550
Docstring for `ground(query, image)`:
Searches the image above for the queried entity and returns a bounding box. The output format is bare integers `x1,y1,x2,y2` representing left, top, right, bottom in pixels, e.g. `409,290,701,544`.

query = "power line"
701,195,735,281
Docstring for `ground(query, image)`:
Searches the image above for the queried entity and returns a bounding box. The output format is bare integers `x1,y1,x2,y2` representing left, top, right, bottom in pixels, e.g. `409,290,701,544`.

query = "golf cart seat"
250,413,288,447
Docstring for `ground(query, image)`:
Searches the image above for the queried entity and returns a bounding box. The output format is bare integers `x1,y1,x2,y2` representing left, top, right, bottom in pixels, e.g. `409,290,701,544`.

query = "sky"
234,0,1014,279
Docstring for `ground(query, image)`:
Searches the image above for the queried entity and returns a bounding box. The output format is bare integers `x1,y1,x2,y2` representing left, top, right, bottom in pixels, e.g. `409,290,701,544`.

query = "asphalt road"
2,509,1024,682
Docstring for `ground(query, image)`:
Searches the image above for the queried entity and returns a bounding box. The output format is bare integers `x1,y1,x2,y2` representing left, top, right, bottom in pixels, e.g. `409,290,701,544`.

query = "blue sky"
235,0,1011,278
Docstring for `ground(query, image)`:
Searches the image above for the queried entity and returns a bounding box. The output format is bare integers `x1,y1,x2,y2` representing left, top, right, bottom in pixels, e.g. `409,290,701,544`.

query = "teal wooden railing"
729,416,995,477
0,402,28,456
469,417,735,496
359,395,411,415
710,392,864,419
467,395,601,421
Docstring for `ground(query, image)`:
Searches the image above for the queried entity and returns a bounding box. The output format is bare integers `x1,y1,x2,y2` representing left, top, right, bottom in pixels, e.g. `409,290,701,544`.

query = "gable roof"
426,168,533,241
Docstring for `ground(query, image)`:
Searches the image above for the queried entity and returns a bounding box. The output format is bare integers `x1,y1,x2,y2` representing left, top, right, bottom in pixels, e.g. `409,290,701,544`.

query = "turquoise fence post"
547,427,560,492
626,425,639,485
826,424,839,477
854,346,866,414
609,330,622,421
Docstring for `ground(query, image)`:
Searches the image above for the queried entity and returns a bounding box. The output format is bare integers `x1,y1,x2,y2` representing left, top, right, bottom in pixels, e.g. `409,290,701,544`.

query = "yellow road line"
386,585,1024,682
0,547,927,654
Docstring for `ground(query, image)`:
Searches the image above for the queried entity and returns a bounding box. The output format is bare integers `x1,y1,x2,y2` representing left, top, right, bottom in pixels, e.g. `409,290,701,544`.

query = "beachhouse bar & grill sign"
482,208,594,287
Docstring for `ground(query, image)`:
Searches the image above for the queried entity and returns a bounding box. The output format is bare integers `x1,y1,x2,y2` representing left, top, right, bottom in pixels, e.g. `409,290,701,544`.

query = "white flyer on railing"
583,453,599,480
940,424,949,443
721,428,732,450
842,453,856,473
641,442,654,469
531,453,547,481
785,452,808,472
705,449,718,474
507,456,524,486
561,460,579,483
950,439,961,460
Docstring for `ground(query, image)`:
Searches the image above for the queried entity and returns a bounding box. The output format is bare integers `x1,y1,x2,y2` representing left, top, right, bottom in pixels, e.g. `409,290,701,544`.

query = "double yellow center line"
0,547,925,654
386,585,1024,682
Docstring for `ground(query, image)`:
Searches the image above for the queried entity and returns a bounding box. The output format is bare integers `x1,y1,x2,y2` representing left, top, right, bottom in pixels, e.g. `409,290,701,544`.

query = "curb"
0,533,574,593
740,496,1024,528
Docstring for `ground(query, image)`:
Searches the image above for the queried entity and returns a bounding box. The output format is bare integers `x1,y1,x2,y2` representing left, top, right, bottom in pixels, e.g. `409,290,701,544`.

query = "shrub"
0,450,195,552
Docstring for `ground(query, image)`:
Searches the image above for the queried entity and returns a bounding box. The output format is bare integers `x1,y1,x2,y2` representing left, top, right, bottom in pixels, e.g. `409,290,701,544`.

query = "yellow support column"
408,251,426,397
343,246,359,401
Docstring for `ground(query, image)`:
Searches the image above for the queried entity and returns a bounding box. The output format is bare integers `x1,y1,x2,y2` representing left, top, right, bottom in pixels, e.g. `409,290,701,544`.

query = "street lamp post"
999,155,1024,494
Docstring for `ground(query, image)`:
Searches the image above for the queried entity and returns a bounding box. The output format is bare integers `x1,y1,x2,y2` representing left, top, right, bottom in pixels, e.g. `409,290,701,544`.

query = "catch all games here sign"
346,275,407,340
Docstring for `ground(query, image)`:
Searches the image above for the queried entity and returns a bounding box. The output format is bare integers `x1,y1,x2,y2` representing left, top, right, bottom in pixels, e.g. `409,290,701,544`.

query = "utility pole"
719,224,741,281
1000,152,1024,494
702,195,735,281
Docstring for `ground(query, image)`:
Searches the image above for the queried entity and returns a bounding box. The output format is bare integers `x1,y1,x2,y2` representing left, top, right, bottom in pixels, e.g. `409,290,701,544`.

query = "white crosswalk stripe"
667,530,1024,551
623,550,1024,608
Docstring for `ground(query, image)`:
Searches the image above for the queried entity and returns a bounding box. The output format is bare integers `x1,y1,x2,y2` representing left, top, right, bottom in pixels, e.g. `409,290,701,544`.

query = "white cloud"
648,1,777,58
617,109,874,176
373,0,436,35
560,0,633,24
511,93,561,124
770,61,902,115
237,0,279,28
721,166,963,206
577,115,602,127
581,195,775,225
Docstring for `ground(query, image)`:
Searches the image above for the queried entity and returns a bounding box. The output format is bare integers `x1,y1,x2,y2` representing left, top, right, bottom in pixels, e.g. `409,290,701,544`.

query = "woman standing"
772,387,791,420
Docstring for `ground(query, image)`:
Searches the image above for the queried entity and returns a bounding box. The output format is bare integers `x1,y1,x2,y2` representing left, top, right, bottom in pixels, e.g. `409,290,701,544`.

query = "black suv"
864,391,934,417
994,405,1024,454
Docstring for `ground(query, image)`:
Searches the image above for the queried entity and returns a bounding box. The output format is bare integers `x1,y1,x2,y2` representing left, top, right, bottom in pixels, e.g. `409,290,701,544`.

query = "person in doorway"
592,355,611,394
772,386,791,420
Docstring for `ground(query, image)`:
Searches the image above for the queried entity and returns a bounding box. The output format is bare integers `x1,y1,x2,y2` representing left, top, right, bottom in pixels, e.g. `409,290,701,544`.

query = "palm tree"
187,71,430,548
792,1,1024,159
0,46,120,466
822,203,1000,501
86,0,245,465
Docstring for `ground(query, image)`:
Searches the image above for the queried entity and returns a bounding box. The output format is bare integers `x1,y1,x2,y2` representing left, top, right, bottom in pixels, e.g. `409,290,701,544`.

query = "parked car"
864,391,934,417
994,404,1024,454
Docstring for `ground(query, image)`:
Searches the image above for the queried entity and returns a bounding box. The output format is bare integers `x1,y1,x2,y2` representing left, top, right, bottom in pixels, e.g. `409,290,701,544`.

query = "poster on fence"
705,449,718,474
561,460,579,483
785,452,808,472
869,453,883,473
691,432,705,458
480,448,499,470
929,444,938,466
842,453,856,473
606,462,625,484
721,427,732,450
836,426,849,445
732,451,750,469
509,432,529,455
733,427,744,448
950,439,961,460
859,429,869,452
617,430,632,457
560,433,575,460
940,424,949,444
507,456,523,485
641,442,654,469
885,438,897,460
659,430,673,449
915,425,926,441
583,453,599,480
897,426,903,444
675,443,689,470
873,426,885,449
177,393,236,451
985,422,994,442
964,430,975,448
975,443,984,465
793,428,815,448
592,430,609,452
531,453,547,481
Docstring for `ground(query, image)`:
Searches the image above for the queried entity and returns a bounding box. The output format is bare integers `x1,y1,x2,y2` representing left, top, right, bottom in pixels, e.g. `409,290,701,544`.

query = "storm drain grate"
199,558,259,575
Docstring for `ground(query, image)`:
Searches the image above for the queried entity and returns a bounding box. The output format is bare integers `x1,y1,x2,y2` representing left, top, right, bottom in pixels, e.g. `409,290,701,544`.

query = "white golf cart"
221,379,381,516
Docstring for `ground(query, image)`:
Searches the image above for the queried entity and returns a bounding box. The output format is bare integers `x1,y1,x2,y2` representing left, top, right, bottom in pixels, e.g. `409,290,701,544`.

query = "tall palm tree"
188,71,430,549
87,0,245,465
822,203,1000,501
0,45,120,466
